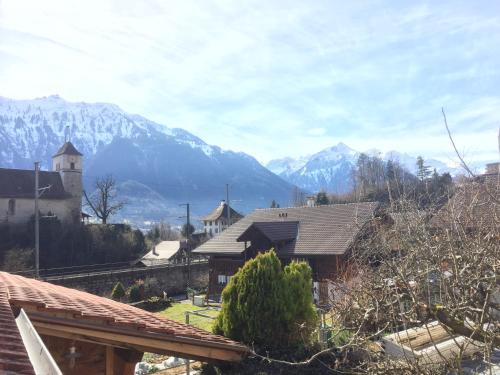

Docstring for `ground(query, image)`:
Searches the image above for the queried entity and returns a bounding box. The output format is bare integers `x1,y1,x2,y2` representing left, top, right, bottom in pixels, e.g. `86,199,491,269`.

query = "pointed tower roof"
52,141,83,157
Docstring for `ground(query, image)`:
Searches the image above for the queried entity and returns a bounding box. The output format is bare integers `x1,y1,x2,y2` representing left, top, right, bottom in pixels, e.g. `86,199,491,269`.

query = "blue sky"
0,0,499,165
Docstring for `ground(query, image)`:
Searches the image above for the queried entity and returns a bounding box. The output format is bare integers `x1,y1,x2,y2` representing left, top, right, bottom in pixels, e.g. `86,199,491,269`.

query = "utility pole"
179,203,191,298
34,162,52,280
34,162,40,279
226,183,230,228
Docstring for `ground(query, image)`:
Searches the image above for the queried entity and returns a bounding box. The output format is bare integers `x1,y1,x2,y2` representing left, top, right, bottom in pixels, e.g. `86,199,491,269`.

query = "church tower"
52,141,83,223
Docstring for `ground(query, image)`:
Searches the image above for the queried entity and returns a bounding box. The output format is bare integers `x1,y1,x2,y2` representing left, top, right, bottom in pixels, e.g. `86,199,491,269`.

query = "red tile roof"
0,286,35,375
0,272,247,368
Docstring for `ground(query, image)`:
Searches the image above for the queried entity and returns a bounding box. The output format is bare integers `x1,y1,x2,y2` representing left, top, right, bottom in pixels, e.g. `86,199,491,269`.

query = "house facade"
202,200,243,237
194,202,380,304
0,141,83,226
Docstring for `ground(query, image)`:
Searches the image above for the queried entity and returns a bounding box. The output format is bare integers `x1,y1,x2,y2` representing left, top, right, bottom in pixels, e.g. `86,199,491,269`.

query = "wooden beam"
33,321,245,362
106,346,114,375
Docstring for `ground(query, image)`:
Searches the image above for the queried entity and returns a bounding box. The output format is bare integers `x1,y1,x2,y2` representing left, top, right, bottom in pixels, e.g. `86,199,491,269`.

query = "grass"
157,302,219,332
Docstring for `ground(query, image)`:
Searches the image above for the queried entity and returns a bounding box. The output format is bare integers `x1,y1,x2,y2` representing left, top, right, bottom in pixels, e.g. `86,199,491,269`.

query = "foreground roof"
0,271,247,370
0,290,34,374
0,168,67,199
194,202,379,256
203,202,244,222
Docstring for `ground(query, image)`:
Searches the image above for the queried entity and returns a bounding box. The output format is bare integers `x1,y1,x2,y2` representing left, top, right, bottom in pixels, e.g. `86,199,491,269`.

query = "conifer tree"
214,250,316,349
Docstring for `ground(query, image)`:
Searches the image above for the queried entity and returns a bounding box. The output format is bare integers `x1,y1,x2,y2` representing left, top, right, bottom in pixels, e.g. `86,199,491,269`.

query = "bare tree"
83,175,126,224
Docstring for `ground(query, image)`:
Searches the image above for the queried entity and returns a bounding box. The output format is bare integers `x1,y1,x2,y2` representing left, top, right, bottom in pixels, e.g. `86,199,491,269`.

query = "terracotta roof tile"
0,272,244,350
0,288,35,375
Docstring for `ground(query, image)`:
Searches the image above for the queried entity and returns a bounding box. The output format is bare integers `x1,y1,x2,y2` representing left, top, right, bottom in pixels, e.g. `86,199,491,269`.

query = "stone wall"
44,262,209,297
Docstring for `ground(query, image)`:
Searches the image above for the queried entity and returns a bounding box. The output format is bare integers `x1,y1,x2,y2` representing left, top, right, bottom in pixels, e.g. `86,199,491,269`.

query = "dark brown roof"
52,141,83,157
203,202,244,222
237,221,299,242
0,287,35,374
0,272,247,363
0,168,68,199
194,202,380,256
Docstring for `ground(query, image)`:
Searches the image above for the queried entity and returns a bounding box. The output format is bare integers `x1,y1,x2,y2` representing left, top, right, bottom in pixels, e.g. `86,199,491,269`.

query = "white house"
0,141,83,226
202,200,243,237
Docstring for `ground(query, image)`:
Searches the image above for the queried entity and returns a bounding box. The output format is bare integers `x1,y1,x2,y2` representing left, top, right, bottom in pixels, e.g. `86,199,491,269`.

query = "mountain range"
266,143,461,194
0,95,295,228
0,95,468,228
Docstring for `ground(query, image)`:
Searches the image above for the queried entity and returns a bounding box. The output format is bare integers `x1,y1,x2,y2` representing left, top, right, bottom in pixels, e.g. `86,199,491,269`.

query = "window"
218,275,227,284
8,199,15,215
70,162,75,170
56,163,60,171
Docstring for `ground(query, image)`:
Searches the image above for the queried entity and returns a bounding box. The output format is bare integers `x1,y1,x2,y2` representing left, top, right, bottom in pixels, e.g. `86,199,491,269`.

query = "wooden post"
185,312,190,375
106,346,114,375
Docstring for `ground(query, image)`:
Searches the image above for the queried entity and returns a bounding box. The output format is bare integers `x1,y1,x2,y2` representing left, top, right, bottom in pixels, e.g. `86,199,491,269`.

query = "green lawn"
157,302,219,332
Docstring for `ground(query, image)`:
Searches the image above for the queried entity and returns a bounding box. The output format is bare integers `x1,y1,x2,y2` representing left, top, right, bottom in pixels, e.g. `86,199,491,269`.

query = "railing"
5,258,209,281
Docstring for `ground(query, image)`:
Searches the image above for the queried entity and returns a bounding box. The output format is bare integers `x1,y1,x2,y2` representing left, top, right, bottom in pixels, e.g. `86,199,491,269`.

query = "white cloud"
0,0,499,164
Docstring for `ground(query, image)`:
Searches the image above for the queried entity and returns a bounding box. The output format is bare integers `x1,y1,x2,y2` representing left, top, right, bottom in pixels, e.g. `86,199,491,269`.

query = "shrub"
214,250,317,350
111,282,126,301
128,284,142,302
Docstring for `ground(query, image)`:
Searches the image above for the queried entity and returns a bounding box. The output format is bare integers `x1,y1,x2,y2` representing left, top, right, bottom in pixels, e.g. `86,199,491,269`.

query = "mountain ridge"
0,95,295,227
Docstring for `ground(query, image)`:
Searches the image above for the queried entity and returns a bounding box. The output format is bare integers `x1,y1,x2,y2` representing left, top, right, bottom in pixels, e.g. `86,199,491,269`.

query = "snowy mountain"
266,143,460,194
0,95,295,225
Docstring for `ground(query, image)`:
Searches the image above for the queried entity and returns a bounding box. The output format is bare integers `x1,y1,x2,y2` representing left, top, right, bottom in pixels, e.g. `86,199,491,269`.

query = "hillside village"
0,132,498,374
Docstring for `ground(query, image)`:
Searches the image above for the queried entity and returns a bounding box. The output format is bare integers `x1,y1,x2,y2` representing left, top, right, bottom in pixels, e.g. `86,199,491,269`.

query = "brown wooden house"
0,271,247,374
193,202,380,304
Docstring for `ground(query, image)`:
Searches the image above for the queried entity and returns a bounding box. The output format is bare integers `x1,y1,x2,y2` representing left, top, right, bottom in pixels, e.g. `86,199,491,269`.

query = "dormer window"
70,162,75,170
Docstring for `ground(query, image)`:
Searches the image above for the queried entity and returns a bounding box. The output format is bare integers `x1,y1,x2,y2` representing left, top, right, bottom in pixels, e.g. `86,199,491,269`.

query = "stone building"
0,141,83,226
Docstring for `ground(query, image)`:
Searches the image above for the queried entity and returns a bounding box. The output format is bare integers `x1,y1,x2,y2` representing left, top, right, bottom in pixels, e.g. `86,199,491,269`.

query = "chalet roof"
52,141,83,157
203,201,243,222
0,271,247,367
0,168,68,199
194,202,380,256
237,221,299,242
138,241,186,266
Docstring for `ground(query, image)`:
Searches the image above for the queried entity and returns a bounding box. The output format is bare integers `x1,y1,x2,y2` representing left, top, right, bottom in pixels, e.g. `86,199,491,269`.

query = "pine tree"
316,191,330,205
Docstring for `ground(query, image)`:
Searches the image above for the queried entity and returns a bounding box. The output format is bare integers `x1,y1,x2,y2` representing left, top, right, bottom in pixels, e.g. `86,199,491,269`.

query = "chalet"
193,202,380,304
0,271,247,374
202,200,243,237
0,141,83,226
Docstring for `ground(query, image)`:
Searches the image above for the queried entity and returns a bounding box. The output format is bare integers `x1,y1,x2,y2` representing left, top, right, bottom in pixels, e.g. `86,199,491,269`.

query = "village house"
194,202,380,304
0,141,83,227
202,200,243,237
0,271,247,374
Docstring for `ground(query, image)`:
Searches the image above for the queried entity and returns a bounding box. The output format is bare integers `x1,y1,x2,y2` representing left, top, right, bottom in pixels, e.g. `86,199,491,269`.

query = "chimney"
220,200,226,206
306,196,316,207
486,162,500,175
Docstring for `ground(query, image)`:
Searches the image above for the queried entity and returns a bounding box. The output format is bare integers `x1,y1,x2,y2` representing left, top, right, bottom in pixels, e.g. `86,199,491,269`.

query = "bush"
214,250,317,350
111,282,126,301
128,284,142,302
